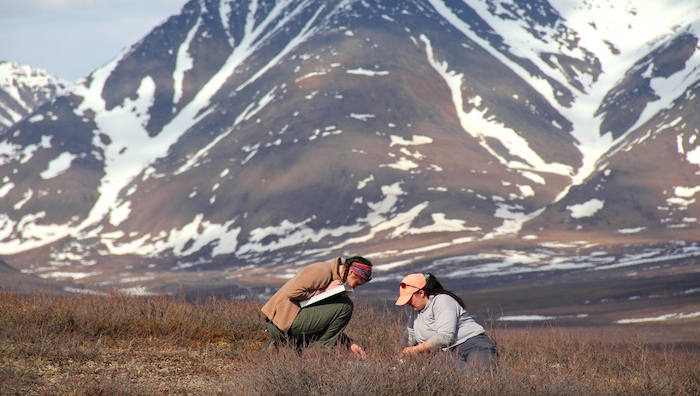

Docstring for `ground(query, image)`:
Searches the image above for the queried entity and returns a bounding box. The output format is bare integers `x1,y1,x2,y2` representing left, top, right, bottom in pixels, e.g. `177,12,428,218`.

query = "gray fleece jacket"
402,294,485,350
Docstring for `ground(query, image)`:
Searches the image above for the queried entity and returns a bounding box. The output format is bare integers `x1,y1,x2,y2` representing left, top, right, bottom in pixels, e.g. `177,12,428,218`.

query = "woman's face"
408,290,428,311
346,271,368,288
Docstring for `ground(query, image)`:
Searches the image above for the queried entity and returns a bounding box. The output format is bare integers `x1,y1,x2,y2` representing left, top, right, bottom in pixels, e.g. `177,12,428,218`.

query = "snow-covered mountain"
0,62,69,133
2,0,700,294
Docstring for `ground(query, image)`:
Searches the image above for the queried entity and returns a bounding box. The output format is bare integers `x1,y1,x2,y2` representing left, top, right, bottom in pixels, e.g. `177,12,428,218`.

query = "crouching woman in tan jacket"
260,256,373,358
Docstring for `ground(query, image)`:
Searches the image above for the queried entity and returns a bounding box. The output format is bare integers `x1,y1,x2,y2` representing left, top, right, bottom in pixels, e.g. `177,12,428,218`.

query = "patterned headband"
350,262,372,281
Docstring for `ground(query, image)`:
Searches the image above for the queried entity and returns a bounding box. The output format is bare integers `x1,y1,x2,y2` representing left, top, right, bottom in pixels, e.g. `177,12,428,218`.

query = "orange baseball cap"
395,273,428,306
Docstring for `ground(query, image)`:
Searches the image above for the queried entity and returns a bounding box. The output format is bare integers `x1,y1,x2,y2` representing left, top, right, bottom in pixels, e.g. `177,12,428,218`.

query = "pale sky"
0,0,188,82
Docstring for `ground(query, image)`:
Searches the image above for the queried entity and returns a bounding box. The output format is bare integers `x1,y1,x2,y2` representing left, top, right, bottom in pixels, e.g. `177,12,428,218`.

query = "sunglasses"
400,283,422,290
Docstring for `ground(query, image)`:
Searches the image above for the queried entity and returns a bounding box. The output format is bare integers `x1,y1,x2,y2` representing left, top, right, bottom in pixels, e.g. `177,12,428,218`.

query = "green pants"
267,294,354,350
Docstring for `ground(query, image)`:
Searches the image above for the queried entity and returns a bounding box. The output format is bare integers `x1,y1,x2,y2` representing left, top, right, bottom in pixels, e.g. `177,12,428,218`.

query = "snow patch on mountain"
567,199,605,219
346,68,390,76
616,311,700,324
40,152,78,179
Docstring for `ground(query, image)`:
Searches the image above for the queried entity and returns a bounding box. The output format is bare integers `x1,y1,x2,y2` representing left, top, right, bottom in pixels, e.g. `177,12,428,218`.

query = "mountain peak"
0,61,70,132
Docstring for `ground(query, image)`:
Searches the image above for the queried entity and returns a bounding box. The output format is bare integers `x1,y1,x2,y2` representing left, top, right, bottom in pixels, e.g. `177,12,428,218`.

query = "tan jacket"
261,257,345,332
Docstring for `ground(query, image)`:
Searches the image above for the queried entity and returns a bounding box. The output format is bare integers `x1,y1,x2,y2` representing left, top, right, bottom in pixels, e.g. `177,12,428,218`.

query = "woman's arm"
429,295,460,347
400,314,421,355
400,340,432,356
285,263,332,301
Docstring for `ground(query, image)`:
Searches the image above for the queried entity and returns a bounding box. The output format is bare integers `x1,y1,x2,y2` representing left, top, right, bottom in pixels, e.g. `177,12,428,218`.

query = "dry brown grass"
0,290,698,395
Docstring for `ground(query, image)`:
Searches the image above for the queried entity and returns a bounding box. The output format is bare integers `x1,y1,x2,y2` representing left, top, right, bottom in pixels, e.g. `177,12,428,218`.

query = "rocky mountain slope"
1,0,700,295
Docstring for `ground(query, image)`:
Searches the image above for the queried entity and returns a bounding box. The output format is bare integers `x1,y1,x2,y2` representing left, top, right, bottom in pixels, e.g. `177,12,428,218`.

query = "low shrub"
0,291,697,395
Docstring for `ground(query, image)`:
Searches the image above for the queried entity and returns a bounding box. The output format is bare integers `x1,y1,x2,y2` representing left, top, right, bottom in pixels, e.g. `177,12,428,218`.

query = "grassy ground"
0,290,698,395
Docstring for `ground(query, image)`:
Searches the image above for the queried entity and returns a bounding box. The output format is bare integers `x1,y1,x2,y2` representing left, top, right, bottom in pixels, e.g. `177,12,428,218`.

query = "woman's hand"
350,342,367,359
323,279,343,292
400,346,418,356
400,343,427,357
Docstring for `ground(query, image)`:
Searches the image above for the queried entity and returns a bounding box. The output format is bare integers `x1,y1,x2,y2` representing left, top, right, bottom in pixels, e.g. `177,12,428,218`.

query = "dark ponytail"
422,272,467,310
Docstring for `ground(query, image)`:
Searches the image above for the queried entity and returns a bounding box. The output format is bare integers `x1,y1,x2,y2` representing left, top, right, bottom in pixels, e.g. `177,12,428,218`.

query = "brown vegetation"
0,290,698,395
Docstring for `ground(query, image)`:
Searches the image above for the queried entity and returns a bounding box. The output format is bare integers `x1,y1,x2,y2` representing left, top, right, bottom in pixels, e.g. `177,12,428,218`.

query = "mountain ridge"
1,0,700,295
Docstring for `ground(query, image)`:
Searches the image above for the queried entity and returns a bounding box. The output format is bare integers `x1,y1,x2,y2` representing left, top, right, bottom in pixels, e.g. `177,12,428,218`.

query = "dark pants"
452,333,498,369
266,294,354,351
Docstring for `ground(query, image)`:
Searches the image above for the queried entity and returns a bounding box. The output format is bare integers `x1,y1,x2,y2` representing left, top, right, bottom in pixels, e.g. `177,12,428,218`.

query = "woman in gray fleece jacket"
395,273,497,369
